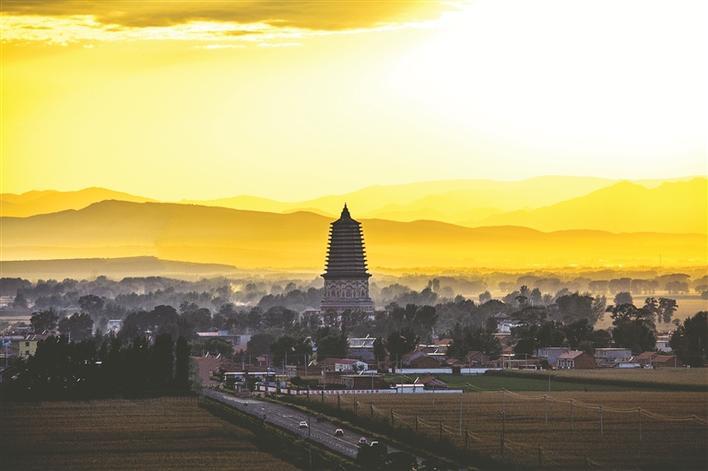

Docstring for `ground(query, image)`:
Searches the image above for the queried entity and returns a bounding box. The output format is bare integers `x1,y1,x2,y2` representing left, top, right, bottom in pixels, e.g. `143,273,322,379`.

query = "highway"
202,389,403,460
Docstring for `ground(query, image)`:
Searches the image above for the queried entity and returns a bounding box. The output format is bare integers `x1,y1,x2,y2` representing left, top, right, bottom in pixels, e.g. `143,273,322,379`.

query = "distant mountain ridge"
481,177,707,234
2,176,704,234
0,187,153,217
0,256,238,280
1,200,704,269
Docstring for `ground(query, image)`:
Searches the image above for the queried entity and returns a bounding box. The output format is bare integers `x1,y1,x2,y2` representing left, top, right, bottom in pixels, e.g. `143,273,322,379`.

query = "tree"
151,334,174,393
555,293,596,323
373,337,386,367
182,307,212,332
58,313,94,342
316,331,348,360
247,333,275,356
614,292,633,306
270,336,297,366
608,303,655,353
447,324,501,359
562,319,594,349
31,309,59,333
12,290,28,309
78,294,104,315
174,336,191,391
511,321,565,356
669,312,707,367
658,298,678,324
386,328,418,365
479,291,492,304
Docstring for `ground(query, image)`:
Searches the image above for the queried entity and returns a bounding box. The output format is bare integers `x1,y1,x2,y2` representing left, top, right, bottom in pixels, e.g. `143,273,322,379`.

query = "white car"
298,421,309,429
334,428,344,437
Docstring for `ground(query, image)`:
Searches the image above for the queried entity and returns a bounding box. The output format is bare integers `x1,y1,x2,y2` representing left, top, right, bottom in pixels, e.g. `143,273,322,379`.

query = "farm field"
507,367,708,389
0,397,298,470
424,373,631,392
311,391,708,469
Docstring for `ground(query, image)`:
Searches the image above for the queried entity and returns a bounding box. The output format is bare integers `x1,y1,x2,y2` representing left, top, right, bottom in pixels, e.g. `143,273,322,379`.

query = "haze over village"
1,1,706,470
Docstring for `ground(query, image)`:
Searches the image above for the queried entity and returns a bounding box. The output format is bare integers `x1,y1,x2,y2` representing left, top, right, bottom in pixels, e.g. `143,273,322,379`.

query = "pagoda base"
321,278,374,314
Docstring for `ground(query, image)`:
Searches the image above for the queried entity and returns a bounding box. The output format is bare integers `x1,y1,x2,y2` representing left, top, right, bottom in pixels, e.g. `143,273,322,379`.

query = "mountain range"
1,176,705,270
2,200,704,270
2,176,704,233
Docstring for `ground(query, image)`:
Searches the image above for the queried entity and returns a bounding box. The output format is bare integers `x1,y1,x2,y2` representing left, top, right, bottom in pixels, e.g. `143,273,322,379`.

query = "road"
202,389,404,460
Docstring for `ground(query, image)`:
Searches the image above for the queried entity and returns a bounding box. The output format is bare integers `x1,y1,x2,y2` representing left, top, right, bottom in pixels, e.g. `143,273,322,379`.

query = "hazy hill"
0,187,153,217
1,201,704,269
189,176,617,224
0,256,238,280
481,178,708,234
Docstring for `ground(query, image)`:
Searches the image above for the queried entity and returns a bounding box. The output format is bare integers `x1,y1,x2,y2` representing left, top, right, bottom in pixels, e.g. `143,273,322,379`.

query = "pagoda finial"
341,203,350,219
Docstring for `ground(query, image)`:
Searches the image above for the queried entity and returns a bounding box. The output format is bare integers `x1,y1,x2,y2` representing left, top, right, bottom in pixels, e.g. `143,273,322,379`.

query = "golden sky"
1,0,706,201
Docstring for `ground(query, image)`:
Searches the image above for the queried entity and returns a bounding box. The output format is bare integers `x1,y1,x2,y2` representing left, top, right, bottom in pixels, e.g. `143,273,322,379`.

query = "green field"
387,373,631,392
503,367,708,390
437,373,632,392
387,367,708,392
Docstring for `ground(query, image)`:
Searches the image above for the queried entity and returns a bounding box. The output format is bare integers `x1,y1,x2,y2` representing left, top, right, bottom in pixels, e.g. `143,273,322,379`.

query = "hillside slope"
1,201,704,269
481,178,707,234
0,256,238,280
0,187,154,217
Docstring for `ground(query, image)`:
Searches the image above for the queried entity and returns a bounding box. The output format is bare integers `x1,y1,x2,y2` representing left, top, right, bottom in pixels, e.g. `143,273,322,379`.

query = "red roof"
558,350,586,360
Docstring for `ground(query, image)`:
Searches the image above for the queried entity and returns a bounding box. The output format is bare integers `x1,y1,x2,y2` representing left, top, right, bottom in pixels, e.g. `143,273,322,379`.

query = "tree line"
1,333,191,401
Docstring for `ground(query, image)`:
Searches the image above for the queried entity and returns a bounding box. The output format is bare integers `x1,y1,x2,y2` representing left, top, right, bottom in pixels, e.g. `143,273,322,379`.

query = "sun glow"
388,0,707,171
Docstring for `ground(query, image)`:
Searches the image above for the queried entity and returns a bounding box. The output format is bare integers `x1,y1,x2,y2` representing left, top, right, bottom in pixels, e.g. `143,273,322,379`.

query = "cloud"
1,0,450,31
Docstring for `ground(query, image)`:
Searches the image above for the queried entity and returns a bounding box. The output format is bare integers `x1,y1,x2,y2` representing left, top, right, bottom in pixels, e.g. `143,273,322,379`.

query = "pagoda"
320,204,374,314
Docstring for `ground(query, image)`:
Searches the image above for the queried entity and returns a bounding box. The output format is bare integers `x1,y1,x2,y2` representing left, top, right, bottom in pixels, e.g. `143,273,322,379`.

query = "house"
465,351,490,367
633,352,681,368
347,336,376,362
535,347,571,367
557,351,596,369
417,344,449,361
401,351,444,369
15,337,38,358
320,358,368,373
655,335,672,353
594,348,632,367
416,375,448,390
106,319,122,335
196,331,252,353
495,315,522,335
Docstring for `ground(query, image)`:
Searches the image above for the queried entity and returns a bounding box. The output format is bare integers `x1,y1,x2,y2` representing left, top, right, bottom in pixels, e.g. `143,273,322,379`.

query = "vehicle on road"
334,428,344,437
357,437,368,446
298,421,309,429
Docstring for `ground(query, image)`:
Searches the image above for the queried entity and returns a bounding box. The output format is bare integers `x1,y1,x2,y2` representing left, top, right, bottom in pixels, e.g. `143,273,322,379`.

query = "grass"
0,397,299,470
309,391,708,470
501,367,708,391
434,373,632,392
